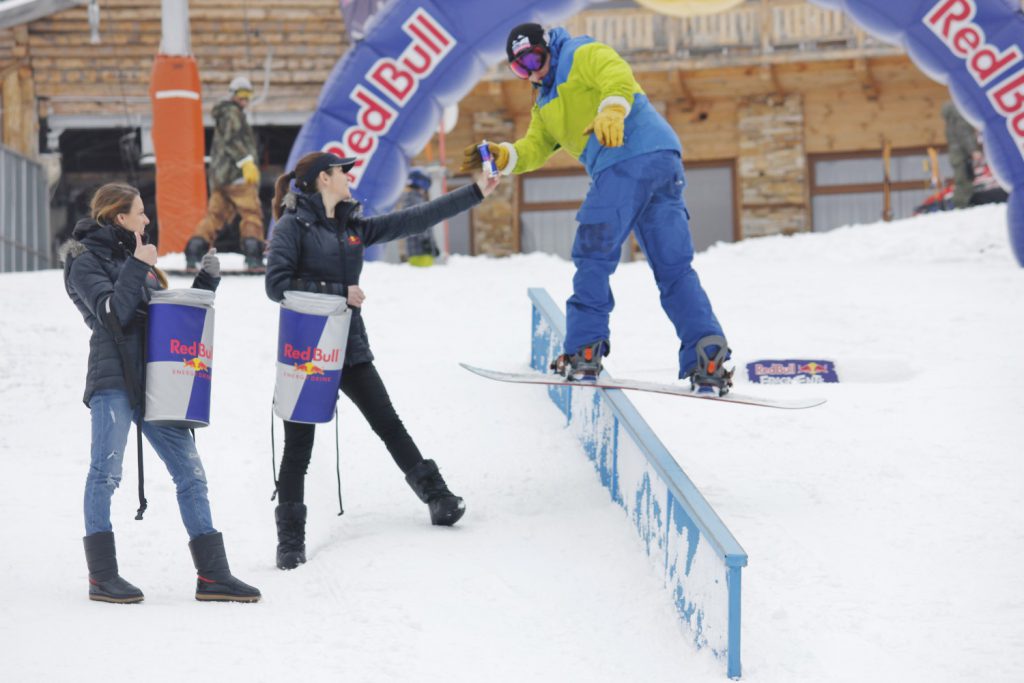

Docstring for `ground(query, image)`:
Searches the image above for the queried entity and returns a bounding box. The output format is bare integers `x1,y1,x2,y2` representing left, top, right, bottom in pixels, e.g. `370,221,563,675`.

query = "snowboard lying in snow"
459,363,826,410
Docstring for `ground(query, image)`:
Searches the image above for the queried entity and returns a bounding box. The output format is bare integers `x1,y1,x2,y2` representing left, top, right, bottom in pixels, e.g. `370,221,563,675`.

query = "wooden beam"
853,57,879,101
759,63,785,104
674,69,696,112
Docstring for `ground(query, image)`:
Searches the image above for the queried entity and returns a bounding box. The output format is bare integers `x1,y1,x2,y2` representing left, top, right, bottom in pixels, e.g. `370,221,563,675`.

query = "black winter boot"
241,237,265,272
188,532,261,602
184,236,210,272
275,502,307,570
83,531,144,604
405,459,466,527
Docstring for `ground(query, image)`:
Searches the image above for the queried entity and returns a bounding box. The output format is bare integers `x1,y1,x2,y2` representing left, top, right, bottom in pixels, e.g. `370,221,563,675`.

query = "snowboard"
459,363,826,410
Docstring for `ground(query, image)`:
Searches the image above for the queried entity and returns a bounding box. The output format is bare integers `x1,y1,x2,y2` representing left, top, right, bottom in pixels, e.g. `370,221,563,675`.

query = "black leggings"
277,362,423,504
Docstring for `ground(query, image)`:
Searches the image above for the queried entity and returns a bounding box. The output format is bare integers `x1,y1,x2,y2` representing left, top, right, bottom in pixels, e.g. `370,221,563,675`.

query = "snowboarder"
461,23,732,394
265,152,499,570
186,75,266,273
61,182,260,603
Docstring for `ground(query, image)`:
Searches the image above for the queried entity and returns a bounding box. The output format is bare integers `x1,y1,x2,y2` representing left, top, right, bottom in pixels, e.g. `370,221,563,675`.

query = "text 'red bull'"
925,0,1024,160
283,343,340,364
170,338,213,360
321,8,456,188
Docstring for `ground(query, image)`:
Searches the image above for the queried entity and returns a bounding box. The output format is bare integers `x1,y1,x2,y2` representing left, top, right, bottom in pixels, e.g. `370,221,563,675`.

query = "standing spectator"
942,101,979,210
265,152,499,570
62,182,260,603
462,23,732,394
186,75,266,273
394,168,440,266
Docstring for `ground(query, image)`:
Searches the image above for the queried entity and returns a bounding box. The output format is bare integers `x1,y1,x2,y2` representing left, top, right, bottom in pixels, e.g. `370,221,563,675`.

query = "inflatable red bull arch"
286,0,1024,264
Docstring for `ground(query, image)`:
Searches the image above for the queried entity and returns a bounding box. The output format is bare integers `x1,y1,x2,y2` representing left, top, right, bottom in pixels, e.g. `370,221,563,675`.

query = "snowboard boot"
274,502,307,570
405,459,466,527
184,236,210,273
242,237,266,273
83,531,144,604
550,339,609,382
188,532,261,602
686,335,734,396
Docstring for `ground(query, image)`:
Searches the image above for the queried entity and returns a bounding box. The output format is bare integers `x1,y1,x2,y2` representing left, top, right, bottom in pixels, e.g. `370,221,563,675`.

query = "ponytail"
272,152,335,220
271,171,295,221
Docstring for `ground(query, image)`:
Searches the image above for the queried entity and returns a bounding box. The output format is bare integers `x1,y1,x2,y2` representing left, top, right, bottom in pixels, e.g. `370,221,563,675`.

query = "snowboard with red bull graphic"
460,364,826,410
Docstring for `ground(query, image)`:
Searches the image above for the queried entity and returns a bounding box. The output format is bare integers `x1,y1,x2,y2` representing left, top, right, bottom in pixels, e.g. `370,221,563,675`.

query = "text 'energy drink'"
478,140,499,178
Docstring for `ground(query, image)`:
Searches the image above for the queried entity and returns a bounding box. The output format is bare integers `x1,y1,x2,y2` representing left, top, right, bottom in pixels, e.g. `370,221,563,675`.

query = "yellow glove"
583,104,626,147
458,142,510,174
240,159,260,185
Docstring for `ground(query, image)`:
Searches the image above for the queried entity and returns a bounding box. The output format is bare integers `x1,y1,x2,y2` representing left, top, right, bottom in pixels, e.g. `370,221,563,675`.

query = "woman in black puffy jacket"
63,183,259,603
265,152,498,570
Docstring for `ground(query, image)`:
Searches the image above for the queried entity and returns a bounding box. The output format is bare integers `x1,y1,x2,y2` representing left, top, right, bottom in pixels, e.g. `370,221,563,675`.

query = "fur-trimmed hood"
57,237,87,266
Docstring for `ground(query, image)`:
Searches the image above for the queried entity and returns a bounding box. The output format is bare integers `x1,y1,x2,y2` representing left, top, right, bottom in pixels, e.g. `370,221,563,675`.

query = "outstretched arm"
359,179,494,246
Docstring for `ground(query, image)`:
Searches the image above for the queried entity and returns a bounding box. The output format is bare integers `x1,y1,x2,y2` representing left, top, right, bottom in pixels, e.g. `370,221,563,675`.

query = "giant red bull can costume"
274,291,352,424
145,289,216,428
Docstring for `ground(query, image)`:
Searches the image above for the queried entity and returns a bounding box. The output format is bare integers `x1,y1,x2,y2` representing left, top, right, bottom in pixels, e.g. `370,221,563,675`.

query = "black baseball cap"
299,153,357,190
506,23,547,62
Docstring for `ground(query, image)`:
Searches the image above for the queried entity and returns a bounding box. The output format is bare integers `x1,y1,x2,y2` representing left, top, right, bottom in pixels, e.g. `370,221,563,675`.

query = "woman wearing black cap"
265,152,498,570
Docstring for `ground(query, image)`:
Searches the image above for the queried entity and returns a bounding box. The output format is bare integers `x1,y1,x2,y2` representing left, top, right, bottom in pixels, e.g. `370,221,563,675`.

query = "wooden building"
0,0,960,256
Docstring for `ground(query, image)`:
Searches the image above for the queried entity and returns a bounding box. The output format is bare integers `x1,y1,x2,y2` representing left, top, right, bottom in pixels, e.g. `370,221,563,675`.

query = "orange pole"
148,54,207,255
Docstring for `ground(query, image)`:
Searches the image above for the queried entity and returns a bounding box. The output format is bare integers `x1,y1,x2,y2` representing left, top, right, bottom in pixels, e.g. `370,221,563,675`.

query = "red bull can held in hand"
478,140,499,178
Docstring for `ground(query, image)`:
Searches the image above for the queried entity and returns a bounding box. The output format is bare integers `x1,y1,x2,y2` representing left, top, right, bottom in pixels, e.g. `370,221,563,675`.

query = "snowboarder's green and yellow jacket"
502,27,681,179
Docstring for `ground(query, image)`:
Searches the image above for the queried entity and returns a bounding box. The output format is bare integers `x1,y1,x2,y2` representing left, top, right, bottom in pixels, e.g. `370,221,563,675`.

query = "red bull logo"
797,362,829,375
294,362,325,375
182,357,210,373
321,8,456,188
747,359,838,384
347,234,362,245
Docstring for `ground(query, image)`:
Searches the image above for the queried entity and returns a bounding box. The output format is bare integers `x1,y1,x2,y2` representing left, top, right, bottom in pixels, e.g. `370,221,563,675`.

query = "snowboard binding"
551,339,608,382
687,335,734,396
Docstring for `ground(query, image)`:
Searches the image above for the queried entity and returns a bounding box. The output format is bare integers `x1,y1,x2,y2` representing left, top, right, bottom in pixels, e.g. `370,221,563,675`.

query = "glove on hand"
459,142,509,174
240,159,260,185
200,250,221,278
583,104,626,147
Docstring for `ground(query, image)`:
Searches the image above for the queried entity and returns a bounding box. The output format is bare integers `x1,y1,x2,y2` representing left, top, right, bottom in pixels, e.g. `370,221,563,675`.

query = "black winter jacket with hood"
62,218,219,407
265,183,484,366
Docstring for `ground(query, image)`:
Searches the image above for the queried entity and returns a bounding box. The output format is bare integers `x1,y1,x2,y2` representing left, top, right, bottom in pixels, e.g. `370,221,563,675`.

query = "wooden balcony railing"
548,0,901,68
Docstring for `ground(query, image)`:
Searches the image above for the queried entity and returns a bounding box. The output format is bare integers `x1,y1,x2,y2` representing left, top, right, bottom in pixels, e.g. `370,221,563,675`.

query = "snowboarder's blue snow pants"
566,150,725,378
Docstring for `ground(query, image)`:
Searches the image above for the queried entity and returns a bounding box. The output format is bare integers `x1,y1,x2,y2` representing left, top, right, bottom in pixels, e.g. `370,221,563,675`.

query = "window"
518,160,736,260
810,148,953,232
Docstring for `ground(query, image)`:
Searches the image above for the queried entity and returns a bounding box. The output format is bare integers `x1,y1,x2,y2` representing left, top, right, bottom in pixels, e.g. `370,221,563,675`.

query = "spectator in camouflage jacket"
186,76,266,272
942,101,979,210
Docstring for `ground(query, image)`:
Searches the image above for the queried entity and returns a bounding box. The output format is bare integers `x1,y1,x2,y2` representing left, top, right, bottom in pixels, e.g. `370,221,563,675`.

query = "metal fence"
0,144,51,273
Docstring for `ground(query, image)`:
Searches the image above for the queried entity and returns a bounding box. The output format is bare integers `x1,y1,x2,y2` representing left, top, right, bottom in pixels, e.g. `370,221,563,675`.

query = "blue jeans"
85,389,216,540
567,150,725,377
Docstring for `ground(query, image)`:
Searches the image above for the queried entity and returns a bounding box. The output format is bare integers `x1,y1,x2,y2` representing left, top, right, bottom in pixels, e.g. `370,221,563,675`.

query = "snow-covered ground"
1,203,1021,682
